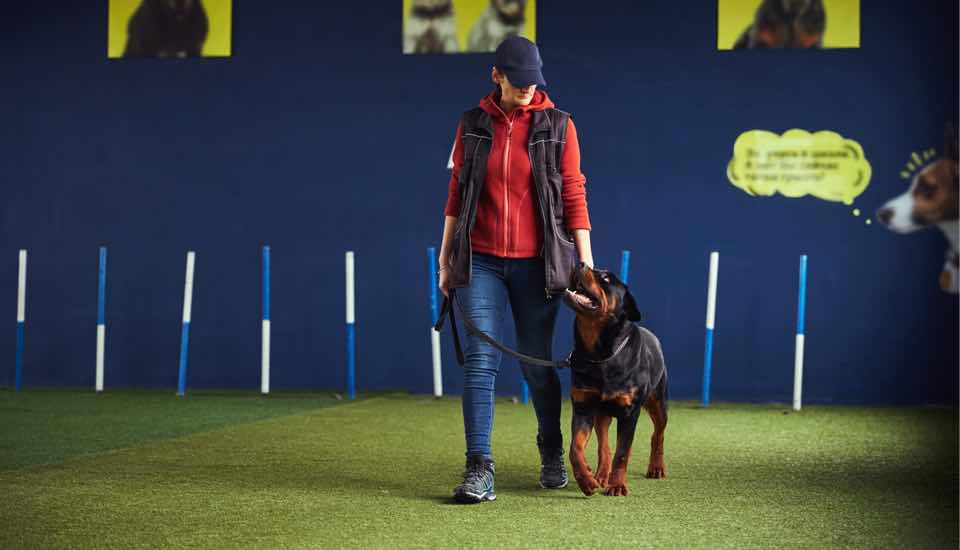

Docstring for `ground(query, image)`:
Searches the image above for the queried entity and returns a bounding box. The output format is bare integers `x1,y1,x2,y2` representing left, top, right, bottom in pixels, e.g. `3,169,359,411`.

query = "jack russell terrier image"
877,126,959,294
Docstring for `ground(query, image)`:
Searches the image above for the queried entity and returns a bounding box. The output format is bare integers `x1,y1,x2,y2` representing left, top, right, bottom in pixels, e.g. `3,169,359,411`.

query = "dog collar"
574,332,631,366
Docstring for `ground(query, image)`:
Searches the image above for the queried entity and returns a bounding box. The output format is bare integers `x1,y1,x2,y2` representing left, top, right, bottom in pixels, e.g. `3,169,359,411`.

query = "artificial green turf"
0,392,956,549
0,388,344,470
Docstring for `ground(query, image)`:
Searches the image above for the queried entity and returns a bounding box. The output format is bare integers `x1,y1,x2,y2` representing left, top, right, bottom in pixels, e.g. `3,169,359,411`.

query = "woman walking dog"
437,36,594,503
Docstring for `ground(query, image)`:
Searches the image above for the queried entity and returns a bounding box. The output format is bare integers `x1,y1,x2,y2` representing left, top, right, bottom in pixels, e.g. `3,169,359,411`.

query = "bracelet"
437,266,448,273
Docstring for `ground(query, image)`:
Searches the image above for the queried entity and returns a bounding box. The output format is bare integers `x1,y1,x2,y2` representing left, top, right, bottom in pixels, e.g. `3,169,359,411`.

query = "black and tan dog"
733,0,826,49
124,0,209,58
563,264,668,497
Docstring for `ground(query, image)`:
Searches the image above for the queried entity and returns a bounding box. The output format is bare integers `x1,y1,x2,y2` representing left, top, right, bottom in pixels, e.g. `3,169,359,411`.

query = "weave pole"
793,255,808,411
14,250,27,392
261,246,271,395
427,247,443,397
702,251,719,407
346,251,356,400
176,251,195,397
95,246,107,393
620,250,631,284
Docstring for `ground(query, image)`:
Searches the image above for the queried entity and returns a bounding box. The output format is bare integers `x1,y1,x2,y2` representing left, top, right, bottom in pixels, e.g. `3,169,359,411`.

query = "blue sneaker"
453,455,496,503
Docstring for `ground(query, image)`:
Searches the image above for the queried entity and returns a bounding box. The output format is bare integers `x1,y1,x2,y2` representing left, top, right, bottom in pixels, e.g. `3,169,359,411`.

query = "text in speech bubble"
726,129,872,205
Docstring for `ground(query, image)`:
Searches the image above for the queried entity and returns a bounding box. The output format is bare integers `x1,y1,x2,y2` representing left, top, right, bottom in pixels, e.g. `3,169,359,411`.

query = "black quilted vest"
447,107,578,296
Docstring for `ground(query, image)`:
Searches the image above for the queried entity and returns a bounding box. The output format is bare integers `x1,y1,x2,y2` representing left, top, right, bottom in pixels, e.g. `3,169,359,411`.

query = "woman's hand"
572,229,594,269
438,260,451,297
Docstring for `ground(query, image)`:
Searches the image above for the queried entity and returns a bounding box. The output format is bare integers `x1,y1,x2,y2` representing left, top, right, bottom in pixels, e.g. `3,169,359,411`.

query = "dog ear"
622,288,643,322
945,123,958,162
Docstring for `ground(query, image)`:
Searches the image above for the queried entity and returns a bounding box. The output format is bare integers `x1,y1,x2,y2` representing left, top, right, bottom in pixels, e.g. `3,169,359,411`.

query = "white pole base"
95,324,105,392
261,319,271,394
431,328,442,397
793,334,805,411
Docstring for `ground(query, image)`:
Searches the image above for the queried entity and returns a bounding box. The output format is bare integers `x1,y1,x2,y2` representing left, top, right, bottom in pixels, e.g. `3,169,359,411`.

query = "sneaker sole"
539,479,569,489
454,490,497,503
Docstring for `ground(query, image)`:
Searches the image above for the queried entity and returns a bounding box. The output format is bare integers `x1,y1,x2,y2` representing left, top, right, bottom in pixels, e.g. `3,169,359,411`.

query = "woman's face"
492,67,536,109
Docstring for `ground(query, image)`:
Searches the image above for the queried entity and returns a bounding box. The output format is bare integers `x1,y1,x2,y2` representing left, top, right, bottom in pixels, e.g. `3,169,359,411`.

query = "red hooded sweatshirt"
444,89,591,258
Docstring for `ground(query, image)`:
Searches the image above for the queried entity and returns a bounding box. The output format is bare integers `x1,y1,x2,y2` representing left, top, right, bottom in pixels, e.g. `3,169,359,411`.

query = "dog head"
750,0,825,48
563,263,641,324
155,0,198,21
877,126,960,233
412,0,453,19
493,0,526,25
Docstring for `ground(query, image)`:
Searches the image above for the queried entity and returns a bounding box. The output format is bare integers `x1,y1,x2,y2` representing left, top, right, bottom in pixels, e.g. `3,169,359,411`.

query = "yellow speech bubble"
726,129,872,205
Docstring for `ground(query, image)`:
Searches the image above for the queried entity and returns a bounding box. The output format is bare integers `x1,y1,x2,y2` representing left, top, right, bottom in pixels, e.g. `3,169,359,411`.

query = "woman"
437,35,594,503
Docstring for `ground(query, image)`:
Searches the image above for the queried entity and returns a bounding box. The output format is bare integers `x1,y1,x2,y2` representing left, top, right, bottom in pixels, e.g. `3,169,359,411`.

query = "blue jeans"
458,252,563,458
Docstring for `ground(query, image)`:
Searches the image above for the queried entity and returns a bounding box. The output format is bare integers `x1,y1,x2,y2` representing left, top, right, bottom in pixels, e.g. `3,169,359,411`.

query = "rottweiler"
123,0,209,59
562,263,668,496
732,0,826,50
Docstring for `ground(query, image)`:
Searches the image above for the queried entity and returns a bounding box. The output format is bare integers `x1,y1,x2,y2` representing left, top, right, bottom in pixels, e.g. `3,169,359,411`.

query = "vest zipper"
503,118,513,256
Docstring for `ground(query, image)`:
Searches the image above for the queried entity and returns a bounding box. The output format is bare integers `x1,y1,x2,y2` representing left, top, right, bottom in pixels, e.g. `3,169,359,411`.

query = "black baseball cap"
494,35,546,88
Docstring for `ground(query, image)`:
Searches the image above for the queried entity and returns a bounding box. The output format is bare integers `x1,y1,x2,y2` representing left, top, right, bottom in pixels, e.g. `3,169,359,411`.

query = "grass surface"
0,391,957,549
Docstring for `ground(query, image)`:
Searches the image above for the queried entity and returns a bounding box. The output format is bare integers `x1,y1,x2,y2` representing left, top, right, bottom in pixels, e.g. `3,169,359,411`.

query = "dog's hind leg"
604,412,639,496
593,416,613,488
644,376,668,479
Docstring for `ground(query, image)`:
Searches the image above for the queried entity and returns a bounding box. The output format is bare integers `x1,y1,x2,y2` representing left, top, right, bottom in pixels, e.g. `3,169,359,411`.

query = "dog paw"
603,482,629,496
646,462,667,479
574,473,601,496
595,468,611,488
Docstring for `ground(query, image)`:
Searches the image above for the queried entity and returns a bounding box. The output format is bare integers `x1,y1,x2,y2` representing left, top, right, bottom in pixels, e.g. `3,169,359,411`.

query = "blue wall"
1,1,957,404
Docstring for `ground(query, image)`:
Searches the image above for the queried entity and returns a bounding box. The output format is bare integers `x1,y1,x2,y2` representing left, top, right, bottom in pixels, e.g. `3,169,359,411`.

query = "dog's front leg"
569,412,600,496
594,416,613,487
605,412,639,496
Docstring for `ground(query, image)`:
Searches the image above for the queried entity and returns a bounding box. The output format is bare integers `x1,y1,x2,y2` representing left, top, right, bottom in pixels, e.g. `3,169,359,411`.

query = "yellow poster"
718,0,859,50
108,0,232,59
403,0,537,54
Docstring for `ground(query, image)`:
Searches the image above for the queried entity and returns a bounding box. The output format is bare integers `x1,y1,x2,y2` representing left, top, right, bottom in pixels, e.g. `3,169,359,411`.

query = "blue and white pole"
345,251,356,400
14,250,27,392
176,251,195,398
620,249,631,284
427,247,443,398
702,251,719,407
261,246,271,395
95,246,107,393
793,255,808,412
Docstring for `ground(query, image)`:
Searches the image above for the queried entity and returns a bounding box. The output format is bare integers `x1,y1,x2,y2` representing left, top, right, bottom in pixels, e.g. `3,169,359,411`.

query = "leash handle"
436,289,567,369
434,293,465,365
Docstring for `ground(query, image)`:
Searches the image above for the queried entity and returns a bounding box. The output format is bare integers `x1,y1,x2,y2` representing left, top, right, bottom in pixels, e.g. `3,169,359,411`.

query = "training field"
0,391,956,549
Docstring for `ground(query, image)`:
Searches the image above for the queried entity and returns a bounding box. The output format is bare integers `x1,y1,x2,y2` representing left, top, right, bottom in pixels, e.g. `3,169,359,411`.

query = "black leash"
433,289,570,369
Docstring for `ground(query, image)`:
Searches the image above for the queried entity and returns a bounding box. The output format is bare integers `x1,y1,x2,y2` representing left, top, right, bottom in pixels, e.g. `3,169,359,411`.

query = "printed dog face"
493,0,526,25
563,263,641,323
877,132,959,233
736,0,826,49
162,0,196,20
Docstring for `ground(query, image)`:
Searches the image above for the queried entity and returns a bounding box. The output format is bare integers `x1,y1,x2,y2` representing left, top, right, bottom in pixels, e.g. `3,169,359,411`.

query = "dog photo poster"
718,0,860,50
403,0,536,54
108,0,232,59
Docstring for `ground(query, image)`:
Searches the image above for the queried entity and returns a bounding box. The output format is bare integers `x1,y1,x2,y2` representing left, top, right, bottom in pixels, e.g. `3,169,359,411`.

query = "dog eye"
916,181,937,198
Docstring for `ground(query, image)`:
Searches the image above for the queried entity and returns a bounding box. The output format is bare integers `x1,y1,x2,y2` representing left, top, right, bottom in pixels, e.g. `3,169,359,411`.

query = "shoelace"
542,455,565,475
462,464,492,487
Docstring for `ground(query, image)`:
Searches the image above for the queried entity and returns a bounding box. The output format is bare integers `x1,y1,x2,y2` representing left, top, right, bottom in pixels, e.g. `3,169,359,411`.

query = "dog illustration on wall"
733,0,826,49
123,0,209,58
877,126,960,294
404,0,459,54
466,0,527,53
